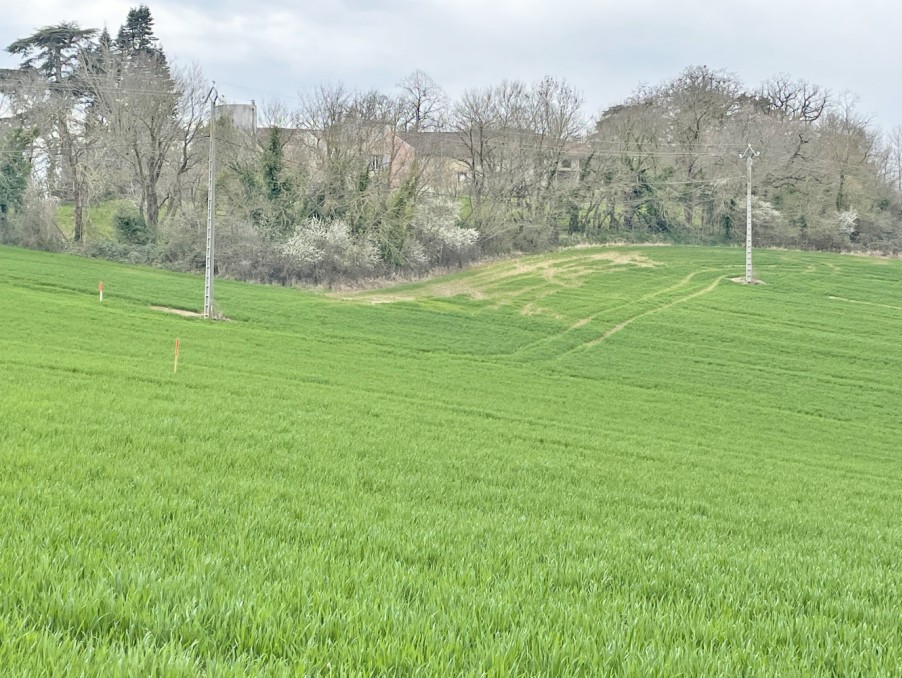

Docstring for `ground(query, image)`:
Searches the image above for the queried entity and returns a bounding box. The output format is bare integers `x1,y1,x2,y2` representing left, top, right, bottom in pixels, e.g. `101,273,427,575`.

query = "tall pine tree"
116,5,166,67
96,5,178,228
6,23,97,241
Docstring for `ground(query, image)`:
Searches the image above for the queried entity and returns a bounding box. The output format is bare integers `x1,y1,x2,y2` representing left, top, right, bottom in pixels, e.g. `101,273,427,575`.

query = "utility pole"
740,144,760,284
203,85,219,318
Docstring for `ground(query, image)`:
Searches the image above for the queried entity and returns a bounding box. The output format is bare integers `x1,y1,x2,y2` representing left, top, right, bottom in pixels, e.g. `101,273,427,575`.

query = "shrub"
408,199,479,268
4,186,64,251
748,197,796,247
73,239,167,266
283,217,381,284
114,207,154,245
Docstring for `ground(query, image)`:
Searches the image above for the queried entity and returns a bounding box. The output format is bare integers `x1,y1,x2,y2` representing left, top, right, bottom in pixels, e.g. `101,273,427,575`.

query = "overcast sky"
1,0,899,130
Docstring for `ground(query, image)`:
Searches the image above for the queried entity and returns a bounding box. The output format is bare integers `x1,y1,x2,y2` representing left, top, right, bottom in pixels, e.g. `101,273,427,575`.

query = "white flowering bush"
400,238,428,269
748,197,794,246
837,208,858,236
802,209,856,251
283,217,380,282
408,199,480,268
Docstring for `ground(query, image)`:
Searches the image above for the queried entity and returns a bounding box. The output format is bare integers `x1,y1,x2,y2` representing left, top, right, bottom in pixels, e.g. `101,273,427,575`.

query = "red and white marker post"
99,281,104,302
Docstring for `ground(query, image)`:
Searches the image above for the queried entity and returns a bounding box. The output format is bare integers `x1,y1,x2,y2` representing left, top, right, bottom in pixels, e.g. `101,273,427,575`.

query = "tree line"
2,6,901,284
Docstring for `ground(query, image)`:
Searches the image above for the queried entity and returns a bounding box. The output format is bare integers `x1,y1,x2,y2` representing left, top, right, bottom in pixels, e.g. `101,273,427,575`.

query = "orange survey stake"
173,338,181,373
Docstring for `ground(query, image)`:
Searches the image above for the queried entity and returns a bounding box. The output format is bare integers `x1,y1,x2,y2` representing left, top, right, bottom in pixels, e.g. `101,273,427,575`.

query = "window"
560,158,573,169
369,155,383,172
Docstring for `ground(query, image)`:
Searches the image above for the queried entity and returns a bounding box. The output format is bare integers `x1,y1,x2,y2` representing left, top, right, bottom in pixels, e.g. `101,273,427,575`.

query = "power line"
211,135,747,186
216,81,296,102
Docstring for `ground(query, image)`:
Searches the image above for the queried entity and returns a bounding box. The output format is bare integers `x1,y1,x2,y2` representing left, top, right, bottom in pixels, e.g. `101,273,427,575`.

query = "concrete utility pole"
740,144,760,284
203,85,219,319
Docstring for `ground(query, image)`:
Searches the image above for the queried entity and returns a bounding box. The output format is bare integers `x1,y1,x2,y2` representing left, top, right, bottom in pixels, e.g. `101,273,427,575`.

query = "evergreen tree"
7,23,96,83
93,26,115,73
98,26,113,53
82,27,116,84
0,129,34,237
116,5,165,65
6,23,97,241
80,5,181,230
262,128,286,201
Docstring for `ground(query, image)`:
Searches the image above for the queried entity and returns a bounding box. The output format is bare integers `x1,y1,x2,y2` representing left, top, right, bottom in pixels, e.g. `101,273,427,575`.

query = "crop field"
0,244,900,674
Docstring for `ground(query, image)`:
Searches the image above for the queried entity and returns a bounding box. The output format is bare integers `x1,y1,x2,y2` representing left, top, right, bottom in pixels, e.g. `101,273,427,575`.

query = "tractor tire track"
573,275,727,352
509,269,719,360
828,295,902,312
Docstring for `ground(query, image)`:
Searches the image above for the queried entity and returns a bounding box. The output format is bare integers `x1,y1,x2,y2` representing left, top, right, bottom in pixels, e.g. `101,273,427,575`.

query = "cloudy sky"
1,0,899,129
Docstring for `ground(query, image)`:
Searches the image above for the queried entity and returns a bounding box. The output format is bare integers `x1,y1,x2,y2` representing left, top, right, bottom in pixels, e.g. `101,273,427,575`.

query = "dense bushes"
113,207,154,245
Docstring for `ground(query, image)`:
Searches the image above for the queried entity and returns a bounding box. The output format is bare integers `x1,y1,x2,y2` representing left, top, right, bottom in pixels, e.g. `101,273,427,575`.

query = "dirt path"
150,306,231,320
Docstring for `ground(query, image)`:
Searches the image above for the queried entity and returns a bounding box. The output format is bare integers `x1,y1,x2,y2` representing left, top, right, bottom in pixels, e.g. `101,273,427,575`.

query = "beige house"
246,113,587,196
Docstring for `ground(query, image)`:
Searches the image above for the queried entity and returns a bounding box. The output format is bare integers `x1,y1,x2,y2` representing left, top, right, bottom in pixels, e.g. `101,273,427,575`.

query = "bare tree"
656,66,743,228
523,77,585,221
397,70,448,132
820,93,876,213
87,46,206,229
760,74,829,123
886,126,902,193
590,98,669,233
452,83,510,233
294,81,427,264
165,63,208,220
452,78,586,246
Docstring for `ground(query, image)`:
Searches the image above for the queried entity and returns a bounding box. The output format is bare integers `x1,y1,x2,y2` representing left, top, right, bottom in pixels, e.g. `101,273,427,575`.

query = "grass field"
0,244,900,674
55,199,128,240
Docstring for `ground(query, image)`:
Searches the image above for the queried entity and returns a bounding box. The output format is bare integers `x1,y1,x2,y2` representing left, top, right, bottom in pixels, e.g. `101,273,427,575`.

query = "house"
221,98,588,196
396,131,471,194
254,122,418,191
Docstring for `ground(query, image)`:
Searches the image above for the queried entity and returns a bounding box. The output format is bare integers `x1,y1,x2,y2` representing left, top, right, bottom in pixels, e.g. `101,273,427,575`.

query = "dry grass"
338,249,660,313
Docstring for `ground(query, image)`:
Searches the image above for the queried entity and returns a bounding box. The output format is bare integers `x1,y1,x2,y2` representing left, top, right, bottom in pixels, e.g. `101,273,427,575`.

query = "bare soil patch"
151,305,231,320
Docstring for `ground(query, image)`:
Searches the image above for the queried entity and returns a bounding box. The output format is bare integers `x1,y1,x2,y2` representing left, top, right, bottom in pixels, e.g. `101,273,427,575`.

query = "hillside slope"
0,245,900,673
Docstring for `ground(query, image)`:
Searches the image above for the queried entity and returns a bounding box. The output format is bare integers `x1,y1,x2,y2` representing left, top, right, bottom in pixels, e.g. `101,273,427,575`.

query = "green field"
1,244,900,674
55,199,129,240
